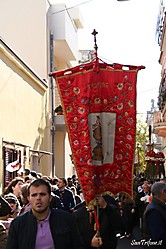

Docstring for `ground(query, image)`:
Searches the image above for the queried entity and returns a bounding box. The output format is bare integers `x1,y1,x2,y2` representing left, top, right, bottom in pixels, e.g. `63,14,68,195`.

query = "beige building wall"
0,39,48,193
54,132,65,177
0,0,54,178
54,132,76,178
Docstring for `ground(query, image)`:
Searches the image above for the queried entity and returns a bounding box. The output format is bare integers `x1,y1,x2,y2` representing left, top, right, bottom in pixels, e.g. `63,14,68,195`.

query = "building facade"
0,38,48,192
154,0,166,139
151,0,166,176
0,0,83,191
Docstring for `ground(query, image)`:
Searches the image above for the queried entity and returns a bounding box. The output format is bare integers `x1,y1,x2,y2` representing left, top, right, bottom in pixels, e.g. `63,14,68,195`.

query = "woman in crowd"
3,177,24,207
4,193,21,218
70,186,82,205
19,184,31,214
119,193,136,238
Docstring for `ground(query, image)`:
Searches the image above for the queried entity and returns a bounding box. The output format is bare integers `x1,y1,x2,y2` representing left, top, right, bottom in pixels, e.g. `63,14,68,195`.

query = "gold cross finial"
91,29,98,55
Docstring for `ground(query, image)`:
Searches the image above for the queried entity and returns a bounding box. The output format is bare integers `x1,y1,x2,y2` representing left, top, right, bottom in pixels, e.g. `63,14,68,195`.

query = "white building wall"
0,0,49,79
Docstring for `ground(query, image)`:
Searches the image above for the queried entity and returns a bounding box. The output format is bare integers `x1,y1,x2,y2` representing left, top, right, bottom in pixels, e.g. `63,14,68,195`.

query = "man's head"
142,183,150,194
151,182,166,203
57,177,67,190
28,179,52,217
28,178,51,196
30,171,38,179
67,177,73,187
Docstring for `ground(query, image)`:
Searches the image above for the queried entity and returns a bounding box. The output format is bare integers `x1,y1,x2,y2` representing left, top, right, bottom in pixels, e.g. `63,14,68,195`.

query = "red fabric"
53,61,143,206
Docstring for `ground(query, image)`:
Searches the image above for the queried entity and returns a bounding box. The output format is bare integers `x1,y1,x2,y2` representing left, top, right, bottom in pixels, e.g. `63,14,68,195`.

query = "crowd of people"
0,170,166,249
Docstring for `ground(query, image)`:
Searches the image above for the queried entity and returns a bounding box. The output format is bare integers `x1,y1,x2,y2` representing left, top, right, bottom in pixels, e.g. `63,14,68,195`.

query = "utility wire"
52,0,93,14
51,1,160,96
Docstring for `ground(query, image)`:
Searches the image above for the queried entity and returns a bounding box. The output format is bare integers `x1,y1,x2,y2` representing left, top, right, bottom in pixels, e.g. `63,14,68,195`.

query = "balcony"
50,4,83,65
153,111,166,137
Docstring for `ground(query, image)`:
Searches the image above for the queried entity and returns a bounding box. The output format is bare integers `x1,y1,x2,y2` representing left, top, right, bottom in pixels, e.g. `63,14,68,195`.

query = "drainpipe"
50,33,55,177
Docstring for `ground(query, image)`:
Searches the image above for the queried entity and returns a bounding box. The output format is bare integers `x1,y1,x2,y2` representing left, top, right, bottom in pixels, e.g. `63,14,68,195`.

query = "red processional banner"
52,60,144,207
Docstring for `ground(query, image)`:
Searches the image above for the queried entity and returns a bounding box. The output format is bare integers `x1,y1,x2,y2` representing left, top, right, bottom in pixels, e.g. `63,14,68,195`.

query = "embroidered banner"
52,61,144,206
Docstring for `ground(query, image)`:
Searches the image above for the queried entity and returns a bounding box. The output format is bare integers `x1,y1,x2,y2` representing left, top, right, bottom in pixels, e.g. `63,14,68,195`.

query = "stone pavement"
117,225,144,249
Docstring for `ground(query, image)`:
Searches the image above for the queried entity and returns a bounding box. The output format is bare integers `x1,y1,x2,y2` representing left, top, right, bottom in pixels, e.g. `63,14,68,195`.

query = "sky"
52,0,162,119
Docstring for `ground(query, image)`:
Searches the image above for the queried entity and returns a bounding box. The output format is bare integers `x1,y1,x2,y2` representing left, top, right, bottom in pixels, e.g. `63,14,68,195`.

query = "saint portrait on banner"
88,113,116,166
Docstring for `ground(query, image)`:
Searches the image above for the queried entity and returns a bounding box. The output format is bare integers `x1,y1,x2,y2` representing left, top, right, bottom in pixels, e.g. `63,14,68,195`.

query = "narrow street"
117,225,144,249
